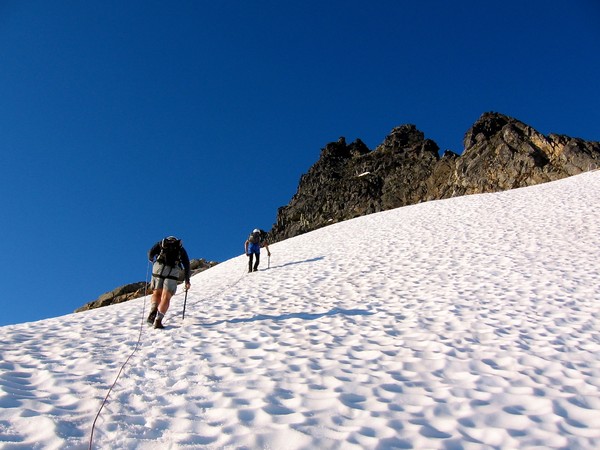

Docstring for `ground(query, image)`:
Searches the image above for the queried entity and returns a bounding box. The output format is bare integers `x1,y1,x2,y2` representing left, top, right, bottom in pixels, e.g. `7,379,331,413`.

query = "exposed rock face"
439,112,600,198
74,282,149,312
269,112,599,242
269,128,440,240
75,258,218,312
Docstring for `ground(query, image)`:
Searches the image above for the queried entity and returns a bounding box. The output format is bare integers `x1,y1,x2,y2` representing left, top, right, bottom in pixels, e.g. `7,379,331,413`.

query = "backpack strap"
157,237,182,266
152,264,179,280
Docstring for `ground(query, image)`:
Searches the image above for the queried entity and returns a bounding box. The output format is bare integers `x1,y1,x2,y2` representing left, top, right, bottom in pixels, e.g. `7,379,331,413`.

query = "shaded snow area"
1,171,600,450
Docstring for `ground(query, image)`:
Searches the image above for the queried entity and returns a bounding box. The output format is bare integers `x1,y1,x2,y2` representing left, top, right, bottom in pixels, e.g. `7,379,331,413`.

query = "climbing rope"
88,260,151,450
88,258,252,448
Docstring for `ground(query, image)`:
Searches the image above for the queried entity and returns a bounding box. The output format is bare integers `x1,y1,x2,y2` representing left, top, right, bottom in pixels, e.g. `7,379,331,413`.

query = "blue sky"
1,0,599,327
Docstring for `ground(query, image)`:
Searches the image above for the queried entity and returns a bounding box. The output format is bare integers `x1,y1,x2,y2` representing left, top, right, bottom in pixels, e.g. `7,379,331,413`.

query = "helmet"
162,236,181,247
253,229,260,234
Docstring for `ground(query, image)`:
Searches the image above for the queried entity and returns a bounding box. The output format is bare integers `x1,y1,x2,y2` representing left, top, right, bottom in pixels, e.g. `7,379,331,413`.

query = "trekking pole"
268,254,271,269
182,287,189,320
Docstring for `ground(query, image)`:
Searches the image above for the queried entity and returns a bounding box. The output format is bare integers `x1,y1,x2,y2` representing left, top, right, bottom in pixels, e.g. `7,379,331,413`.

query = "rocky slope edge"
268,112,599,242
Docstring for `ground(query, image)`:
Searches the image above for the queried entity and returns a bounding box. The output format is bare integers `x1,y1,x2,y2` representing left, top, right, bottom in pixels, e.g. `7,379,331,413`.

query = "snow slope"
1,171,600,449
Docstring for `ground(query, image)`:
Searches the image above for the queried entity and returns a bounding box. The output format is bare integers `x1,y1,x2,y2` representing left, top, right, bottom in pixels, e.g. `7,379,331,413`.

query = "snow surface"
1,171,600,450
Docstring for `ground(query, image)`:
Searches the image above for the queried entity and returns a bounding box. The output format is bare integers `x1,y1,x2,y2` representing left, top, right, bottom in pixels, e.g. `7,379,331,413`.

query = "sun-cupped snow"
1,171,600,449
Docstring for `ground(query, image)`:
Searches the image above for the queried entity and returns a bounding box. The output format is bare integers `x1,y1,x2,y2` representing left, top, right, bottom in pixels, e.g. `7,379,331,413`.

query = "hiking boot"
154,317,165,329
147,307,158,324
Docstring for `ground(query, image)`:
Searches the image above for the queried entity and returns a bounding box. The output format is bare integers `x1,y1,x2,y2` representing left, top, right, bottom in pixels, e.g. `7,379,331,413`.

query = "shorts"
151,262,180,294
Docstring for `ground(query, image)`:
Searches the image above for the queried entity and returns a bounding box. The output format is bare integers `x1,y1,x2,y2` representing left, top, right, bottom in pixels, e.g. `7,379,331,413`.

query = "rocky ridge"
268,112,600,242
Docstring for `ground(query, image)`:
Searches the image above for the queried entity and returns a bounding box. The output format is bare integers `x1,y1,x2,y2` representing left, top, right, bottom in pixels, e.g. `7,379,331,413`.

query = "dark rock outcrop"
269,112,599,242
75,258,218,312
269,127,440,240
75,282,149,312
437,112,600,198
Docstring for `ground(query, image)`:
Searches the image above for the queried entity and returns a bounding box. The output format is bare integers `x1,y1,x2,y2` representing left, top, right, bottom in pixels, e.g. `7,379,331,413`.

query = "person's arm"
180,247,191,288
148,242,160,262
180,247,191,281
244,239,249,255
263,241,271,256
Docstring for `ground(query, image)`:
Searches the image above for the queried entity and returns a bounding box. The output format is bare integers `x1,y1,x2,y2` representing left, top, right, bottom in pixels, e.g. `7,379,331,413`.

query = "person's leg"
154,278,177,328
148,262,165,323
158,289,174,314
147,273,163,323
248,254,254,273
253,252,260,271
147,289,161,323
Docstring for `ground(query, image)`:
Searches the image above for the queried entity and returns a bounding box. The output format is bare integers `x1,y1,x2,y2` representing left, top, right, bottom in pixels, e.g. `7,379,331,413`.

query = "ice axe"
182,287,189,320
